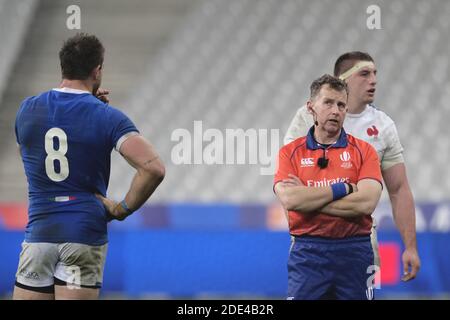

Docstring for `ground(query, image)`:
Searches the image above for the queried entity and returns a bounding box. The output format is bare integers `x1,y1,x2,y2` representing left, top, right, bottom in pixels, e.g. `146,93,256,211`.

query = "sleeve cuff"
115,131,140,152
357,177,384,190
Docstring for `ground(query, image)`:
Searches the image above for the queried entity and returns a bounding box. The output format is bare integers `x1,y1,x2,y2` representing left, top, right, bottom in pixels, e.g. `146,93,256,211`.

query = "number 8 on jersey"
45,127,69,182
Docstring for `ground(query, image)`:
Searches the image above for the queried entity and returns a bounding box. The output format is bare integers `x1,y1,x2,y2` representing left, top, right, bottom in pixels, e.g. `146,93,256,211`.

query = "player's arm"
321,141,383,218
98,135,165,221
383,163,420,280
383,163,416,249
274,175,352,213
381,123,420,280
320,178,382,218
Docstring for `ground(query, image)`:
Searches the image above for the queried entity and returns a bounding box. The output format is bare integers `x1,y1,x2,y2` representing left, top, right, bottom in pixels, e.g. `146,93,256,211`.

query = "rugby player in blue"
13,33,165,299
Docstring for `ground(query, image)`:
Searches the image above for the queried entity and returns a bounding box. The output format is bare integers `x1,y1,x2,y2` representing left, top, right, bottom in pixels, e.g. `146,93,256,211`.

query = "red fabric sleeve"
273,146,296,191
358,142,383,185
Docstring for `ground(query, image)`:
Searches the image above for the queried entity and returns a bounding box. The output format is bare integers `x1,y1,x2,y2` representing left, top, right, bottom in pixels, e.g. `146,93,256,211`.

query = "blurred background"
0,0,449,299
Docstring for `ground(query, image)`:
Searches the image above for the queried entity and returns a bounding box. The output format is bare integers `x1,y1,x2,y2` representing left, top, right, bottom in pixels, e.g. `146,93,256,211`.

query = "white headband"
339,61,375,80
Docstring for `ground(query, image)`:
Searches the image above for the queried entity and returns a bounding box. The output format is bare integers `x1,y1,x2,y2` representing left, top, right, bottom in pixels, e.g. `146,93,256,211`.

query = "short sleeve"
273,147,296,191
105,106,139,151
283,105,312,145
358,143,383,185
15,115,20,145
381,123,404,170
15,98,31,145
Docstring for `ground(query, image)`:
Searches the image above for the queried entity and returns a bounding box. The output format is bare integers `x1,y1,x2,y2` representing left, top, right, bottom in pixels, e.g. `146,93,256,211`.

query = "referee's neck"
314,127,341,145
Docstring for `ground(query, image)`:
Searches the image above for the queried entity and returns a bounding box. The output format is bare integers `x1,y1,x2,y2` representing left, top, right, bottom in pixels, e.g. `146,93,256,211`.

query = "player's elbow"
143,159,165,183
152,161,166,183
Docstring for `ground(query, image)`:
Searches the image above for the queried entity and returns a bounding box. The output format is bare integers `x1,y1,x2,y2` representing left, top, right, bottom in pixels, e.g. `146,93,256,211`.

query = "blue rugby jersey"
15,88,139,245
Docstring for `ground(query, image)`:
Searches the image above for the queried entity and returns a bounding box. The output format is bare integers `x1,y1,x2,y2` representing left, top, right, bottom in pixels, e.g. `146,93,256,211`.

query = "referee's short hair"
59,33,104,80
310,74,348,100
333,51,374,77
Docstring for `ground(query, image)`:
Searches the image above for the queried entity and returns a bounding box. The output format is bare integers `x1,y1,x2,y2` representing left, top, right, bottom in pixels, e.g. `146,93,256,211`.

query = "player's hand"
401,247,421,281
95,194,128,221
95,88,110,103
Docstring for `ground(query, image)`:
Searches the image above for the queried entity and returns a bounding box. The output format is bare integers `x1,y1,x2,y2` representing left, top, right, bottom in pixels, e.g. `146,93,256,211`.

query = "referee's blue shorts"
287,235,375,300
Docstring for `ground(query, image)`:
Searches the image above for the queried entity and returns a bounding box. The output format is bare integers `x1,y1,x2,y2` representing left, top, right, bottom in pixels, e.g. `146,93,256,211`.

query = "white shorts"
15,241,108,289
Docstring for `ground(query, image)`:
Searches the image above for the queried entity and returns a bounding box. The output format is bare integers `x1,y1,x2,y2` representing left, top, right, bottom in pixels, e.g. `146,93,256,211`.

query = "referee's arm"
274,177,352,213
320,178,382,218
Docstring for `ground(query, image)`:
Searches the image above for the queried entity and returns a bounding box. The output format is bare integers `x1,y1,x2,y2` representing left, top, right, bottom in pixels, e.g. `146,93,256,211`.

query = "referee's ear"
306,100,315,115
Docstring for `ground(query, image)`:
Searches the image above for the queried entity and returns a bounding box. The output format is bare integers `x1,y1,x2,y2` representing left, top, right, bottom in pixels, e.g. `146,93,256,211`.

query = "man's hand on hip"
95,194,129,221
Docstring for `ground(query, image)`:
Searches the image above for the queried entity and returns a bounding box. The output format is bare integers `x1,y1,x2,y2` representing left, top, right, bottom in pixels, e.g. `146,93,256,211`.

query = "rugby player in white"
284,52,420,281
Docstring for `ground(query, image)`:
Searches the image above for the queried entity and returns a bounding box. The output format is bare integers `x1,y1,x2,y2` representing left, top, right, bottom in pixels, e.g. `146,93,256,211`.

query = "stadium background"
1,0,449,299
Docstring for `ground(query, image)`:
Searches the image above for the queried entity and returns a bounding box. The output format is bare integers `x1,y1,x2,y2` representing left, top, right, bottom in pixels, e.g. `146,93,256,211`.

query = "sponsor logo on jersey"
341,162,353,169
340,151,352,169
306,177,350,187
339,151,351,162
300,158,315,167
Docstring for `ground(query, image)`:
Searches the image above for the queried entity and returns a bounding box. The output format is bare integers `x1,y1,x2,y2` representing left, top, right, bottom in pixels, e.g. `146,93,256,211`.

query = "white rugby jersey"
283,104,404,171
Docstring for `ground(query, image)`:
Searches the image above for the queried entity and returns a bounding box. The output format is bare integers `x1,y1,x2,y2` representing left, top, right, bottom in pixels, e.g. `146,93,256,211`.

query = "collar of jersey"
52,87,91,94
345,104,372,119
306,126,348,150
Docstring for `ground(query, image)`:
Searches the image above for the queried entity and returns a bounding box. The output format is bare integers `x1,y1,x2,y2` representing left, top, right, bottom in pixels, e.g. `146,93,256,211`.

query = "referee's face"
310,86,348,136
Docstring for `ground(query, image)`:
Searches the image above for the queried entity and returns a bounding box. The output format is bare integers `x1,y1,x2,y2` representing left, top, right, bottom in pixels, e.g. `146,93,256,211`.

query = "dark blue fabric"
306,126,348,150
15,90,138,245
287,235,374,300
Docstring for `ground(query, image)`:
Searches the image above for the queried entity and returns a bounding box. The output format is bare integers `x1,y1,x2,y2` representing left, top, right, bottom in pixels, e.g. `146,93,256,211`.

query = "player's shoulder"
366,104,396,126
20,90,51,105
346,133,377,154
17,91,52,115
101,103,130,119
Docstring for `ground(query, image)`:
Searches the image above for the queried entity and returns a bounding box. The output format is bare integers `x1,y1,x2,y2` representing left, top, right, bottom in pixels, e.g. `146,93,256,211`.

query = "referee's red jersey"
274,127,382,238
